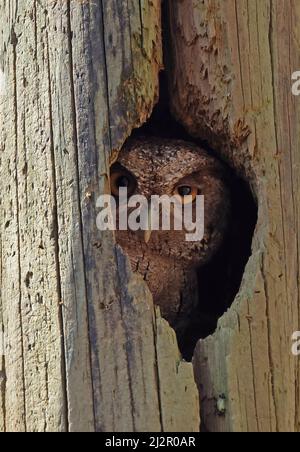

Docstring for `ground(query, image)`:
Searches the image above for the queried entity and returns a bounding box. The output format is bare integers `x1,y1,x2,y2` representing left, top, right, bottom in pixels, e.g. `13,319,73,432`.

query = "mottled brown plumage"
111,137,231,336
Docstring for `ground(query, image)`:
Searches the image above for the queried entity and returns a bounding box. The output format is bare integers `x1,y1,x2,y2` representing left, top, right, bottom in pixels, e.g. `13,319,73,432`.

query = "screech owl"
111,137,231,337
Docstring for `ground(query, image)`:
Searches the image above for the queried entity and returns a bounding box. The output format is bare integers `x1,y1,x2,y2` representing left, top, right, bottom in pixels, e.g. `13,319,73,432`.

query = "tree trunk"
167,0,300,433
1,0,299,434
0,0,199,432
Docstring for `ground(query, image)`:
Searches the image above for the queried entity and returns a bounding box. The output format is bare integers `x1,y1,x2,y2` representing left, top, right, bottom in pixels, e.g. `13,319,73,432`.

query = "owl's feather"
113,137,231,337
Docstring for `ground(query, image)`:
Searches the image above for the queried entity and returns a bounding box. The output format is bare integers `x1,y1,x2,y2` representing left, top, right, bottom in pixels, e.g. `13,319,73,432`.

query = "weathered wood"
0,0,199,432
167,0,300,432
155,310,199,432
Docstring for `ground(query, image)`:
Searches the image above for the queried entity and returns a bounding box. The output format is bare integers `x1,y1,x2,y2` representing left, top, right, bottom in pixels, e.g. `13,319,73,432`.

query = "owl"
111,137,231,338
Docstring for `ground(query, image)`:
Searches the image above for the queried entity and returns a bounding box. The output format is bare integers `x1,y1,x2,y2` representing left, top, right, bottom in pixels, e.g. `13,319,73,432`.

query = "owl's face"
111,138,230,265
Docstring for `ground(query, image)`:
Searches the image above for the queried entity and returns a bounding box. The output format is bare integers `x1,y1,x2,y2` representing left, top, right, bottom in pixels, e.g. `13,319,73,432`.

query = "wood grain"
0,0,199,432
168,0,300,432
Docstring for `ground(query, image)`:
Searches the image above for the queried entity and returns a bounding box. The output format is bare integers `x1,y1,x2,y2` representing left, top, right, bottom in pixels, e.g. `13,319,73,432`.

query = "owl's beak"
144,229,152,244
144,205,152,244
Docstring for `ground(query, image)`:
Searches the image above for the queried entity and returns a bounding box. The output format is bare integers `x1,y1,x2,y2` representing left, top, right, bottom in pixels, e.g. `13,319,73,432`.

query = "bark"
167,0,300,432
0,0,199,432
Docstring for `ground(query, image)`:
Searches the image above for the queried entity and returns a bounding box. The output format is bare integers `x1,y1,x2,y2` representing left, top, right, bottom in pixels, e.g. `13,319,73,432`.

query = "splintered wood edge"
155,308,200,433
115,248,200,432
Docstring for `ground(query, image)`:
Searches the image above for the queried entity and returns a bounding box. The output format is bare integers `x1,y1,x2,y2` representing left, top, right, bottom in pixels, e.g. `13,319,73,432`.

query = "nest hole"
132,72,258,361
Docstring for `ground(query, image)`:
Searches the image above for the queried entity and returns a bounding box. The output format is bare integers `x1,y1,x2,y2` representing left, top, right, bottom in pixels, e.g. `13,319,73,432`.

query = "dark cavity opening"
131,71,258,361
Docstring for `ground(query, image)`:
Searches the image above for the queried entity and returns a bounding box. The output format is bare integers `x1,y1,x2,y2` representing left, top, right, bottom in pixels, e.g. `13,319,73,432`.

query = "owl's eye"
178,186,192,196
110,169,136,197
174,185,198,204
